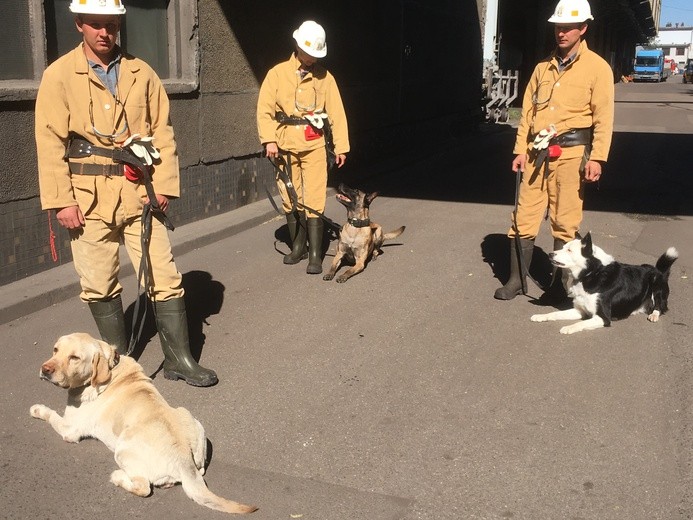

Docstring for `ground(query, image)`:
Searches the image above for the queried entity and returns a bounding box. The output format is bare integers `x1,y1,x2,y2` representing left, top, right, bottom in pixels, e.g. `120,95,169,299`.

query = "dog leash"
265,152,342,235
512,167,544,294
126,203,156,356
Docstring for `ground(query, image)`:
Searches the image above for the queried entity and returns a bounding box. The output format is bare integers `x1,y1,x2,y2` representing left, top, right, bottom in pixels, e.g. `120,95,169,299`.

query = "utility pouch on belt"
304,124,323,141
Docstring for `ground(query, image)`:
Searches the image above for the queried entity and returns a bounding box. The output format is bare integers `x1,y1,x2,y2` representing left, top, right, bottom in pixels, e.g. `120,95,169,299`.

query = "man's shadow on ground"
481,234,556,304
124,270,225,378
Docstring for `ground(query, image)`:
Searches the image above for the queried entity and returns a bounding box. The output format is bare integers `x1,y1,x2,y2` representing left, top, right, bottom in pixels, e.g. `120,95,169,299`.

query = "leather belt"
550,127,592,147
275,111,308,126
66,138,135,165
68,162,123,176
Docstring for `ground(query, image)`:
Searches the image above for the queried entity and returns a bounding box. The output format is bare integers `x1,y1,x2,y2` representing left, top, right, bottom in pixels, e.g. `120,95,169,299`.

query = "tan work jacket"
257,53,349,155
514,40,614,162
36,44,179,222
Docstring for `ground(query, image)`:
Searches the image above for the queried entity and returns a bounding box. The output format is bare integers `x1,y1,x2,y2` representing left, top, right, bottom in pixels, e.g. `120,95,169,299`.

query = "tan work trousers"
70,203,184,302
277,147,328,217
507,153,584,243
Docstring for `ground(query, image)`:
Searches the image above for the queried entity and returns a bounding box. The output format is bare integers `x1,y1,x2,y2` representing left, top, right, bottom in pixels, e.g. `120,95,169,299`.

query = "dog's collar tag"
348,217,370,228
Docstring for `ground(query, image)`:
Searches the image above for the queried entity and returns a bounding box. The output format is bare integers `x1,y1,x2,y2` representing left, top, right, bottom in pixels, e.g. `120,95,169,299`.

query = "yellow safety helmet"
69,0,126,16
548,0,593,23
293,21,327,58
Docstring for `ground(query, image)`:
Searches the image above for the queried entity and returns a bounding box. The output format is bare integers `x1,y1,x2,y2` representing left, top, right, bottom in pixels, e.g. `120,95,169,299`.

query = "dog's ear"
574,230,582,240
90,352,112,387
365,192,379,205
581,232,593,256
95,339,118,369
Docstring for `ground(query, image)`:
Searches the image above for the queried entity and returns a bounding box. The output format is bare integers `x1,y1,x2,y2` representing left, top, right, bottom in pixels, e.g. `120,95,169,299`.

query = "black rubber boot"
89,295,128,354
541,238,569,303
283,211,308,264
155,297,218,387
494,238,534,300
306,218,324,275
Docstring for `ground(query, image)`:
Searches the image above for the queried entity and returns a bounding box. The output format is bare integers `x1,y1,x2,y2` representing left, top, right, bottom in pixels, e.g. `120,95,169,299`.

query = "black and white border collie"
531,232,678,334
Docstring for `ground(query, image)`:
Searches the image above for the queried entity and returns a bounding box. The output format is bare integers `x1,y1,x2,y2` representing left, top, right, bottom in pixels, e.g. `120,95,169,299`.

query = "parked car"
683,63,693,84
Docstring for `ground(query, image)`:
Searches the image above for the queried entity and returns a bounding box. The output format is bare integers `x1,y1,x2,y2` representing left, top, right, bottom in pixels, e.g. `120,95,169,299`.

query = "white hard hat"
69,0,126,16
293,21,327,58
548,0,593,23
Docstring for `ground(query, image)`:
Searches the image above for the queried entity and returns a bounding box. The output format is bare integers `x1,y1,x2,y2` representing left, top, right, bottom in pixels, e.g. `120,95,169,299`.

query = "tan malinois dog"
323,184,405,283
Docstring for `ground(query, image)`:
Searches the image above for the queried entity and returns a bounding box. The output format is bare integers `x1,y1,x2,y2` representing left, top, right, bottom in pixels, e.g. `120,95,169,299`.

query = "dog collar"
347,217,370,228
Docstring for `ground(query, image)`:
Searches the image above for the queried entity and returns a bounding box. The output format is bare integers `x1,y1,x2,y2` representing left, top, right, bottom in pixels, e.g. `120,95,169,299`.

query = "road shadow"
183,270,225,355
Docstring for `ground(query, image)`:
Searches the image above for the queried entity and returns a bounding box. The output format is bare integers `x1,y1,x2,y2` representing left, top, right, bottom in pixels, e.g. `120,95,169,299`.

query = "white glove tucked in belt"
532,124,557,150
121,134,160,166
304,112,328,129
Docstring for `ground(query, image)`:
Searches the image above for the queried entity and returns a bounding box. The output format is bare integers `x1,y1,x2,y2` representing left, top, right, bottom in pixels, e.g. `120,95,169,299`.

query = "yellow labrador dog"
30,333,256,515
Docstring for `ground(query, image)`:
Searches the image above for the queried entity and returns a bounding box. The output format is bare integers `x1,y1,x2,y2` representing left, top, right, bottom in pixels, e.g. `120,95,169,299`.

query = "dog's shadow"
125,270,225,377
481,234,554,300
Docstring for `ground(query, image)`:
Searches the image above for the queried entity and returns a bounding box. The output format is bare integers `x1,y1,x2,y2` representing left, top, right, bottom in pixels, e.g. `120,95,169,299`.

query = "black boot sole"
163,370,218,387
283,252,308,264
306,264,323,274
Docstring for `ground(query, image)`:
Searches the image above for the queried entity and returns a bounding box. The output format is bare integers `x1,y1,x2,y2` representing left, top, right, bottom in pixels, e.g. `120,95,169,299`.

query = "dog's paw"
530,314,549,322
647,310,660,323
323,273,334,281
111,470,152,497
559,324,580,334
30,404,51,420
336,276,349,283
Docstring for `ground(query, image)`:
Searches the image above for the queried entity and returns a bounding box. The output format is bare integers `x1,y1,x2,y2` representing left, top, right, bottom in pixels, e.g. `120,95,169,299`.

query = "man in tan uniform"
494,0,614,301
35,0,217,386
257,20,350,274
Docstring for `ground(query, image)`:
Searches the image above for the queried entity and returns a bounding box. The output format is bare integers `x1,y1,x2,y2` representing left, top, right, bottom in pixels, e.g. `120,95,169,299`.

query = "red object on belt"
124,164,142,181
304,124,323,141
548,144,562,158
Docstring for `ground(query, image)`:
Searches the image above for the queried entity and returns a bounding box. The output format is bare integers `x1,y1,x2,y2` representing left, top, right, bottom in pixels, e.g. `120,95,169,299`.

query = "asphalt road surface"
2,79,692,519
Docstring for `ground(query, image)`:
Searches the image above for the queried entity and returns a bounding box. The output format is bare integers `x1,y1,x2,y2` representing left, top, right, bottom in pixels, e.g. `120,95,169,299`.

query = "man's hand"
583,160,602,182
55,206,85,230
512,154,527,174
335,153,347,168
144,194,170,212
265,142,280,159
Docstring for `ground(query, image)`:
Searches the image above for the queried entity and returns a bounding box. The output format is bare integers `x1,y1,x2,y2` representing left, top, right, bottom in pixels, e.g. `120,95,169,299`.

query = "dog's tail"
383,225,406,241
181,466,257,514
655,247,678,278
